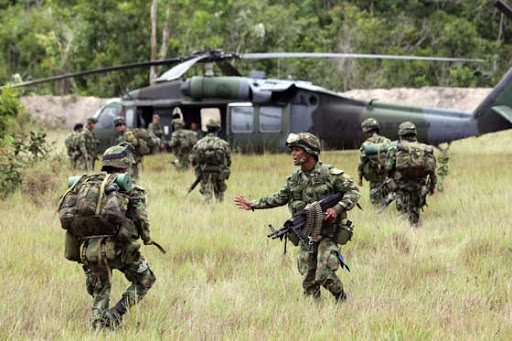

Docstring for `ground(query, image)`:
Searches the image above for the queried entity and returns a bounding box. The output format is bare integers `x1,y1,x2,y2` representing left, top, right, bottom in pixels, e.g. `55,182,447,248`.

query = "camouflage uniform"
251,133,360,300
385,122,437,225
65,127,89,171
436,147,450,192
83,144,156,328
358,118,391,207
82,126,99,171
148,122,163,140
191,120,231,203
168,119,194,171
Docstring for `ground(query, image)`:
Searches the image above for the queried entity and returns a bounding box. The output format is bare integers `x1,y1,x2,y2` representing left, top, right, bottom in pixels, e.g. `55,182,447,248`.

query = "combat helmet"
113,116,126,127
101,143,136,170
87,117,97,124
285,132,321,155
206,118,221,130
361,118,380,133
398,121,417,136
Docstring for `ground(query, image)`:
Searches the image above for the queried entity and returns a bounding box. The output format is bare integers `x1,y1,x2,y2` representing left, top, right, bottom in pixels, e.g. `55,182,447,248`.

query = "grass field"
1,130,511,340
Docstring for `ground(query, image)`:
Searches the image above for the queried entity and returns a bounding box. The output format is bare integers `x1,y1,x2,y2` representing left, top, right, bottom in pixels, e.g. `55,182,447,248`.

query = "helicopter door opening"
200,108,221,132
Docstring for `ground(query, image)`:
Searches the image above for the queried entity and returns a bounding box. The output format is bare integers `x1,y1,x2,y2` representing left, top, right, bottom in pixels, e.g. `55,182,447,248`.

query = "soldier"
191,119,231,203
357,118,392,207
65,123,89,170
65,144,156,329
435,144,450,192
114,116,142,179
168,117,196,171
148,114,164,140
190,122,203,140
385,121,437,226
234,133,360,302
82,117,99,170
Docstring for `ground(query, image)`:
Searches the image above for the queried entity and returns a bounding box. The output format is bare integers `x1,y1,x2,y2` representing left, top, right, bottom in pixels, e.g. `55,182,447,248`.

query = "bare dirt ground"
21,87,492,128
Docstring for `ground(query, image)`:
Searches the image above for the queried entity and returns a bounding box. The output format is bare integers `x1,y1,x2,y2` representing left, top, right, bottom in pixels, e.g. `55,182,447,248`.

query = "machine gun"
267,193,343,250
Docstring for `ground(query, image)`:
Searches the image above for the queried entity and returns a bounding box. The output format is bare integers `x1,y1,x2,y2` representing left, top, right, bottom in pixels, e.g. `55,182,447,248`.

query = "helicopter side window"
260,107,282,133
231,106,254,133
125,108,136,128
96,104,121,129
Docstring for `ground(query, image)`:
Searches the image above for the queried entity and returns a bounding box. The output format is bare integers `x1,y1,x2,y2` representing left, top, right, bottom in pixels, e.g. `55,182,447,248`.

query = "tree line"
0,0,510,97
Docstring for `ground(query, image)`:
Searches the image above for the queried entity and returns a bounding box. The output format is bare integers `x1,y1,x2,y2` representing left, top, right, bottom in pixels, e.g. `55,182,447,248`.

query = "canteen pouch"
64,230,82,262
335,220,354,245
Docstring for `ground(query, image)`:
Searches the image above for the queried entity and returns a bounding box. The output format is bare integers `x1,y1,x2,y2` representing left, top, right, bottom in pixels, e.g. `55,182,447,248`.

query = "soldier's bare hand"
358,179,363,187
324,208,337,223
428,188,435,196
234,195,252,211
144,238,154,245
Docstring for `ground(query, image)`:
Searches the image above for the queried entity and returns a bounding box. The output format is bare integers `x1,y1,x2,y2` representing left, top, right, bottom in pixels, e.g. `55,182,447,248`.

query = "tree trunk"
150,0,158,84
159,0,172,60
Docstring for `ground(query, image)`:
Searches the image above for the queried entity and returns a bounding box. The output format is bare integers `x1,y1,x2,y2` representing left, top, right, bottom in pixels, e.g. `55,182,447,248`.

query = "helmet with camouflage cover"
87,117,97,124
113,116,126,127
285,132,321,155
398,121,417,136
361,118,380,133
206,118,221,130
101,143,136,170
172,118,184,128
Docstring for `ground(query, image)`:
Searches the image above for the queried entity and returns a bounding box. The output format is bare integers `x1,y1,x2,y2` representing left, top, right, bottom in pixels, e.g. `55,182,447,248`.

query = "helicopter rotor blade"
1,57,187,90
215,60,242,77
156,55,210,82
239,52,484,63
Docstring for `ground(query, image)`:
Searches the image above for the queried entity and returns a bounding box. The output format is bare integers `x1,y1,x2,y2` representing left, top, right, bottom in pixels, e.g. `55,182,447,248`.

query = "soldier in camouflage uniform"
235,133,360,302
190,122,203,140
357,118,391,207
191,119,231,203
114,116,142,179
168,117,195,171
65,123,89,171
385,122,437,226
82,117,99,170
148,114,163,140
436,144,450,192
83,144,156,329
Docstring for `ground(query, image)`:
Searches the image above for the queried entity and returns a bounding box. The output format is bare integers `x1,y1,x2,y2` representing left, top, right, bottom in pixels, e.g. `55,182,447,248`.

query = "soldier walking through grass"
385,121,437,225
235,133,359,302
58,144,156,329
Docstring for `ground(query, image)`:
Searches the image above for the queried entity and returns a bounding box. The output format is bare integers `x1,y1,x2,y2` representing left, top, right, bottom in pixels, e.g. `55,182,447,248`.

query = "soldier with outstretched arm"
235,133,360,302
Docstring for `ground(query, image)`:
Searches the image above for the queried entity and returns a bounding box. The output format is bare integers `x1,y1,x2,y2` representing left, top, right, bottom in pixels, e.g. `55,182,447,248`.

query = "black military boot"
106,298,128,328
334,290,347,303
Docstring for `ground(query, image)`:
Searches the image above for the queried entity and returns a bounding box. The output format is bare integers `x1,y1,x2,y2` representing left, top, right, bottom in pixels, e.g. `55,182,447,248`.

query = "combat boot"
334,290,347,303
106,298,128,328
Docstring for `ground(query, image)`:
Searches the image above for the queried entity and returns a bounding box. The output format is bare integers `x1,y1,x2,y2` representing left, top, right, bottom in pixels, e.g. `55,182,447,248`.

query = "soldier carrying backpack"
57,143,156,329
168,117,197,171
384,121,437,226
190,119,231,203
357,118,392,208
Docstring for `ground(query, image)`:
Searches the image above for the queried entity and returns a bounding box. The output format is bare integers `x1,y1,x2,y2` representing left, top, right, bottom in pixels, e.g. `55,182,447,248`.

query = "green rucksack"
395,141,436,179
362,141,395,181
58,173,132,239
132,128,159,155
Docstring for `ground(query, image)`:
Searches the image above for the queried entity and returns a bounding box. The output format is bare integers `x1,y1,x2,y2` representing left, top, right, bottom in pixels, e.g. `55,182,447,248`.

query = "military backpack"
58,173,133,240
132,128,159,155
362,141,395,181
395,141,436,179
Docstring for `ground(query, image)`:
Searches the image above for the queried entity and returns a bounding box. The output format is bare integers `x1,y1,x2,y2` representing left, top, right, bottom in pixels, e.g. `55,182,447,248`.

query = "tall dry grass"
0,130,511,339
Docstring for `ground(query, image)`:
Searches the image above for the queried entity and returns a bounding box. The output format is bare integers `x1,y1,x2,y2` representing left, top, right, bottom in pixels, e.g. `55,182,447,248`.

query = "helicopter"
5,49,511,153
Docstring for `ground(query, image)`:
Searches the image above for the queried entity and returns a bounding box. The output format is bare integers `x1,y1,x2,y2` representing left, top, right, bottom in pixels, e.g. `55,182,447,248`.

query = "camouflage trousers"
171,151,190,171
199,172,227,203
395,189,423,226
436,152,450,192
130,162,141,179
297,237,344,299
369,180,388,208
74,155,90,171
84,254,156,327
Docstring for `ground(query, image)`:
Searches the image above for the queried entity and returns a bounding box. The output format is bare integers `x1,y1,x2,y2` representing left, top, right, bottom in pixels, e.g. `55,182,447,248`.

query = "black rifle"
267,193,343,249
186,176,201,197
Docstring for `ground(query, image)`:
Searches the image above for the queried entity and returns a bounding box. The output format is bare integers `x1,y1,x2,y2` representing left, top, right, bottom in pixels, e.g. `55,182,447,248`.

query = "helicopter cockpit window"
259,107,282,133
231,106,254,133
96,104,121,129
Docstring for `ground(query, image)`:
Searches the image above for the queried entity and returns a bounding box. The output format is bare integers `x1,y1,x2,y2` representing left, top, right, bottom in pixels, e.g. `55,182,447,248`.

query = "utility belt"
80,235,118,281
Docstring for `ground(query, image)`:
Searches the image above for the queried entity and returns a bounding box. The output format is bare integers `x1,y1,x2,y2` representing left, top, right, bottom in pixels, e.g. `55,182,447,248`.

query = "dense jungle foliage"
0,0,511,96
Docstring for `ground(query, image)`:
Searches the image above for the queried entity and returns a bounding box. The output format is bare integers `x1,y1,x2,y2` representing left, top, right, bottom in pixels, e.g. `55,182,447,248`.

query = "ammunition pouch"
335,220,354,246
64,230,82,262
80,237,117,265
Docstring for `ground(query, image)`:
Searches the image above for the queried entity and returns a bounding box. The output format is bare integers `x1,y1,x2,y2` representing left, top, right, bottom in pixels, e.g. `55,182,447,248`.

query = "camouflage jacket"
385,137,437,191
127,184,151,244
65,131,88,159
251,161,360,222
357,133,391,181
116,129,141,162
168,129,196,154
148,122,163,138
191,133,231,172
82,128,98,158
